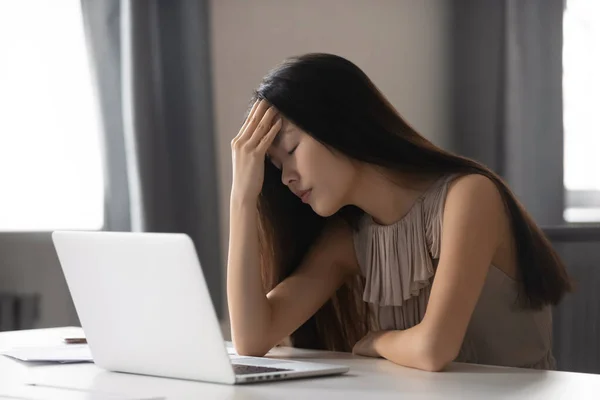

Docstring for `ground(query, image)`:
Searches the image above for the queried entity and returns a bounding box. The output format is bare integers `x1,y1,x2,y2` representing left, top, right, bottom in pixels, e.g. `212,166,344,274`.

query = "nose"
281,164,298,187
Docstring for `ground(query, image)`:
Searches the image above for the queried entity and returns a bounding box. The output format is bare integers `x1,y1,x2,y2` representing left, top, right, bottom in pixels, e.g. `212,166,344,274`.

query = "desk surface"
1,327,599,399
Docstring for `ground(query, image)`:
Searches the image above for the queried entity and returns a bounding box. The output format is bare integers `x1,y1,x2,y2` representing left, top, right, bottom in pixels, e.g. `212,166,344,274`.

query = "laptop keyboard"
232,364,292,375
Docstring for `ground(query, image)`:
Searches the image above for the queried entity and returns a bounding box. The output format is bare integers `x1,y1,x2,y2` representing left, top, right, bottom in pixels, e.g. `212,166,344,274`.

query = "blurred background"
0,0,598,373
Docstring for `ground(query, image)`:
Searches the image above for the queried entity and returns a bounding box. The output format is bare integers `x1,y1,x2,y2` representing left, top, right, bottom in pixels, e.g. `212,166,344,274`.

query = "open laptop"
52,231,349,385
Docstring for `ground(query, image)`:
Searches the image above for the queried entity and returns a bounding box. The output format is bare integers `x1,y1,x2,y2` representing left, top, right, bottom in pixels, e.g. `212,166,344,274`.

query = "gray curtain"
80,0,223,316
450,0,565,226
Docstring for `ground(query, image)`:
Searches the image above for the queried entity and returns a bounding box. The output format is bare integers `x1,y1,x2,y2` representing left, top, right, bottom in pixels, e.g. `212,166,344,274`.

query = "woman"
227,53,571,372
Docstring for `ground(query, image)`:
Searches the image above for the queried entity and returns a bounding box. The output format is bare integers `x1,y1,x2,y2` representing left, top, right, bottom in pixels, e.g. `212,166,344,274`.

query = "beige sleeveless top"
353,174,556,370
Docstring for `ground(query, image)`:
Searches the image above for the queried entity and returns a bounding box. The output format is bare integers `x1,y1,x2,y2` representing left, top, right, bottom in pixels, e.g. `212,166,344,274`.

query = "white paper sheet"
1,344,93,363
3,341,236,363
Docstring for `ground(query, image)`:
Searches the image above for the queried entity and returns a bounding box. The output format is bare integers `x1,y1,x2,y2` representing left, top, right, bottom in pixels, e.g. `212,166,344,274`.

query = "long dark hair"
252,53,572,352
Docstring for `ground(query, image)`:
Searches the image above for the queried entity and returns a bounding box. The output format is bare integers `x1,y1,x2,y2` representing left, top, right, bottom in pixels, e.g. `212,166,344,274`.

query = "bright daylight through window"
563,0,600,223
0,1,104,231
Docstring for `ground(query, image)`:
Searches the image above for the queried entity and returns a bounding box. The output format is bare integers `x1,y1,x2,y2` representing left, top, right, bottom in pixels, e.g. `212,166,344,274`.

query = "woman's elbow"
235,347,269,358
418,354,452,372
416,339,458,372
232,338,271,358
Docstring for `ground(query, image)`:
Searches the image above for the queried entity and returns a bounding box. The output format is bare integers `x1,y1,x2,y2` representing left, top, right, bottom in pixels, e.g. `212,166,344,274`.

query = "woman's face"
267,120,357,217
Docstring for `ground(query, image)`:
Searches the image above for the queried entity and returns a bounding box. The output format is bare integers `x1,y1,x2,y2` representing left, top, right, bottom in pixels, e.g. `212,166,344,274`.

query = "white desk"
1,327,599,399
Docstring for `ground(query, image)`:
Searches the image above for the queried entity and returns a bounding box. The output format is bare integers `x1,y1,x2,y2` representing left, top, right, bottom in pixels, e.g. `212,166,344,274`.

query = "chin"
310,199,340,218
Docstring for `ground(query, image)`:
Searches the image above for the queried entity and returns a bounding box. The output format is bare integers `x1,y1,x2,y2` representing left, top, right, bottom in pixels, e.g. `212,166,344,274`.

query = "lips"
297,189,312,203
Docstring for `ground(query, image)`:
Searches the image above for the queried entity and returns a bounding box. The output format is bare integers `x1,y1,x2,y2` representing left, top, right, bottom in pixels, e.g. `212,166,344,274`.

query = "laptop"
52,231,349,385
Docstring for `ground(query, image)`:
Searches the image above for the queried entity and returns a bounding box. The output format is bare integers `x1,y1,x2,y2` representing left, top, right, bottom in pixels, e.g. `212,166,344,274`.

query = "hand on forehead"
268,119,296,157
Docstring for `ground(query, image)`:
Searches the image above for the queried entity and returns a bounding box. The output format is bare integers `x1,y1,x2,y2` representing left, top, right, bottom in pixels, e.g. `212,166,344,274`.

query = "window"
0,1,104,231
563,0,600,223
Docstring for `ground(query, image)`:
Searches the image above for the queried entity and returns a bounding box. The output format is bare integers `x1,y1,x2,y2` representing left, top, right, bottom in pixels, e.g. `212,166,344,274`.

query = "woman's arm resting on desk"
353,175,505,372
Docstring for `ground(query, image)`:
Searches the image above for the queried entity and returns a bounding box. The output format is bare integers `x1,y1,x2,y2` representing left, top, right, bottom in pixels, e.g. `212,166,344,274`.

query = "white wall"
209,0,452,320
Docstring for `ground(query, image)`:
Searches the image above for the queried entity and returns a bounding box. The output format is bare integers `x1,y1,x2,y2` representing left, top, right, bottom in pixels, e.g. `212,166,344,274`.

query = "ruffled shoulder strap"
422,173,460,259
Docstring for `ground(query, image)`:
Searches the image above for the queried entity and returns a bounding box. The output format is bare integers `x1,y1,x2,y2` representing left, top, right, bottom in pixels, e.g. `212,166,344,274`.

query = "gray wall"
0,233,78,328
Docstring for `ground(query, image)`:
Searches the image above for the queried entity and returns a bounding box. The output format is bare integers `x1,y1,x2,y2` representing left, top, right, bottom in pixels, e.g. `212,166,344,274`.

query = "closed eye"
266,154,281,170
287,144,299,155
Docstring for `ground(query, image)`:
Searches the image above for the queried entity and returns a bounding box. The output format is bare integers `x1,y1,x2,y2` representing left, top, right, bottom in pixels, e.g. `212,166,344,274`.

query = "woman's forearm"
226,200,273,356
